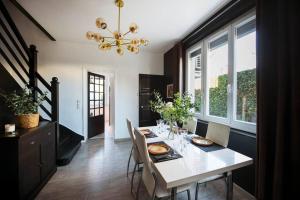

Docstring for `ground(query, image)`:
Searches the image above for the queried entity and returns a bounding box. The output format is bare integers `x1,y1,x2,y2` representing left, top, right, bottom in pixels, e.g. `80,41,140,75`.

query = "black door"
139,74,166,127
88,72,105,138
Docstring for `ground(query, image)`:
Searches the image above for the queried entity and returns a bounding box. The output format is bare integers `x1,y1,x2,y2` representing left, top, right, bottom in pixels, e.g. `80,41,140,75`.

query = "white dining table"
139,126,253,200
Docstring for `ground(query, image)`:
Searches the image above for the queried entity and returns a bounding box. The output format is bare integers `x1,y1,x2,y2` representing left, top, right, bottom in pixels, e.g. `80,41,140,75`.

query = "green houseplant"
149,91,194,139
0,86,47,129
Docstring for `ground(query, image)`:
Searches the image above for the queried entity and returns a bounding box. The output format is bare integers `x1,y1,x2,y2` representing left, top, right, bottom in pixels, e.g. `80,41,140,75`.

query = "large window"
207,32,229,118
187,13,256,133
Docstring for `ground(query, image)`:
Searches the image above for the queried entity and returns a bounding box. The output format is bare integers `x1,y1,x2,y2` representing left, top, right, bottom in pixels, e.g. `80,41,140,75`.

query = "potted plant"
150,91,194,139
0,86,47,129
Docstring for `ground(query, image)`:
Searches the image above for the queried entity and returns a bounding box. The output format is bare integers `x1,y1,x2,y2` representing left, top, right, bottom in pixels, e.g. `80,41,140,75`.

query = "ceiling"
17,0,230,53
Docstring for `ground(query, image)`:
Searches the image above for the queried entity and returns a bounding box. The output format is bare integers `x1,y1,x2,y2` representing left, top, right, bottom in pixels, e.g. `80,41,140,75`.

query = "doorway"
88,72,105,138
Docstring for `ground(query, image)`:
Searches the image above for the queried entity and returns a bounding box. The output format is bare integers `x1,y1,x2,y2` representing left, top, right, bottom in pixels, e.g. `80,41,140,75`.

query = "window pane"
95,93,100,100
95,85,100,92
89,84,94,92
95,108,100,116
189,48,202,113
90,76,94,83
90,101,94,109
100,78,104,85
90,109,94,117
90,92,94,100
100,108,103,115
95,77,100,84
207,33,228,118
95,101,99,108
235,19,256,123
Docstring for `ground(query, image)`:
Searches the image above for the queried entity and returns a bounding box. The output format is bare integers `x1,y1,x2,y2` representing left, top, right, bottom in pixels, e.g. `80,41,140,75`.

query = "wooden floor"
37,137,253,200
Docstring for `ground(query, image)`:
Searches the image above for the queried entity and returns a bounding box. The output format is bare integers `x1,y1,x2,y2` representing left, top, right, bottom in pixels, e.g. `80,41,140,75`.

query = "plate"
192,136,213,146
148,144,170,155
140,129,151,135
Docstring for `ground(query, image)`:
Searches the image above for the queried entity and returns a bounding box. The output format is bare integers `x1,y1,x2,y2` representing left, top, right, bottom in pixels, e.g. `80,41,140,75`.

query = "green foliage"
0,86,47,115
194,89,202,112
209,74,228,117
149,91,194,125
193,68,256,122
236,69,256,122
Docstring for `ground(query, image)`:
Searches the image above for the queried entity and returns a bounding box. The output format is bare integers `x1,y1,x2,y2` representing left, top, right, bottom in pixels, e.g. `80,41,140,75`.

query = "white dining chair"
134,128,193,200
182,118,197,134
195,122,231,200
126,119,143,194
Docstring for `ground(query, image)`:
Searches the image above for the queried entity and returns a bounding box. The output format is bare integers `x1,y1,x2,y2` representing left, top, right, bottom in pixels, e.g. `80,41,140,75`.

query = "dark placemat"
145,131,158,138
147,141,182,163
186,136,225,152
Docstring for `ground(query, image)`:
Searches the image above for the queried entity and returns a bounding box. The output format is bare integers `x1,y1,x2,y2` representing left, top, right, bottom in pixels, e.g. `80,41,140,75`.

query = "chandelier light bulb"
94,33,104,43
86,31,95,40
116,47,124,55
129,23,138,33
140,38,149,46
96,18,107,29
113,31,122,40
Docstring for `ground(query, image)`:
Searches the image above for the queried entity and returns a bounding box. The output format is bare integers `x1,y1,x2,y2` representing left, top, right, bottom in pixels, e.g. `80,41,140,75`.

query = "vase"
16,113,39,129
167,122,177,140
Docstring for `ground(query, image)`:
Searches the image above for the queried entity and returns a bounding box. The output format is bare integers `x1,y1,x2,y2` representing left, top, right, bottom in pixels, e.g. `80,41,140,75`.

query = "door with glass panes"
88,72,105,138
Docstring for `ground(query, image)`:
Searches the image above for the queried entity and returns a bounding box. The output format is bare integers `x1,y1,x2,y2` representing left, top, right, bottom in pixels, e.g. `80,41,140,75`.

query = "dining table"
139,125,253,200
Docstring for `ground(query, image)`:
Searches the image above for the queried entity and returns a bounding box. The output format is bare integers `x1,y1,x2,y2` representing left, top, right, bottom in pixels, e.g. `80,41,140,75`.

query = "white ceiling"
17,0,230,53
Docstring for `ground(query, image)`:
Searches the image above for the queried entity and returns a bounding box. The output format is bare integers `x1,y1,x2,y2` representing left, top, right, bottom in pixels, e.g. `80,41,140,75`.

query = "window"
188,48,202,113
207,32,229,118
187,13,256,133
234,18,256,124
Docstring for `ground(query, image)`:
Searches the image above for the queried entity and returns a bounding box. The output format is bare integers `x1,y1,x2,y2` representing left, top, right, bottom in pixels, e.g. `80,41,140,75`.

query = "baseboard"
114,137,131,142
234,183,256,200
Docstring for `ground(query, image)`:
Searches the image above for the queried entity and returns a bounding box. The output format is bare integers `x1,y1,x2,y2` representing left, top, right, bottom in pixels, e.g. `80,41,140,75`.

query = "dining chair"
195,122,231,200
134,128,193,200
182,118,197,134
126,119,143,194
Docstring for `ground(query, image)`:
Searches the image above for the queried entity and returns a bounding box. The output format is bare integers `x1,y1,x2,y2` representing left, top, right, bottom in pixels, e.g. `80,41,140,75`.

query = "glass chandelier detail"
86,0,149,55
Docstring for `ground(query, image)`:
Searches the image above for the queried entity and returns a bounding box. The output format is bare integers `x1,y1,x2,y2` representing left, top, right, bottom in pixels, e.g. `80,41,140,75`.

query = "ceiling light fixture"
86,0,149,55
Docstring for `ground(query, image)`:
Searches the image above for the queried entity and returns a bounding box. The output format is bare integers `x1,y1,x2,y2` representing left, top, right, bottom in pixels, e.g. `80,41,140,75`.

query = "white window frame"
186,10,256,133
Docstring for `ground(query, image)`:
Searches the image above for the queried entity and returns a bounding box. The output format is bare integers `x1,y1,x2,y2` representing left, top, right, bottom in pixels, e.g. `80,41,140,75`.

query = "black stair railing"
0,0,59,132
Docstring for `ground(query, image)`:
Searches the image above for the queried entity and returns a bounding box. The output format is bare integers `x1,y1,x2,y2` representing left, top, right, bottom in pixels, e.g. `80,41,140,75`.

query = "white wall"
6,5,164,139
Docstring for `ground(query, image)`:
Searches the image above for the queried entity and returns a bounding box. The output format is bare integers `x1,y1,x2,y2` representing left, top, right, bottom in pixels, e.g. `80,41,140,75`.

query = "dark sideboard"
0,121,57,200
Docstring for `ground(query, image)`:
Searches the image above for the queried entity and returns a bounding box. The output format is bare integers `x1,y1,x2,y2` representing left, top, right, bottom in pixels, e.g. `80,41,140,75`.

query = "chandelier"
86,0,149,55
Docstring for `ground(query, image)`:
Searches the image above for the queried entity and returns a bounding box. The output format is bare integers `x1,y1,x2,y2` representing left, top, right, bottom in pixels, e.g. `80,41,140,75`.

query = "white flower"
166,102,173,107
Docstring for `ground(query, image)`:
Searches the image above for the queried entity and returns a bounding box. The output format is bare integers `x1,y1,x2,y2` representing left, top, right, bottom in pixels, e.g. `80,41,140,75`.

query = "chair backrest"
134,128,156,196
126,119,141,162
206,122,230,147
126,119,135,142
182,118,197,134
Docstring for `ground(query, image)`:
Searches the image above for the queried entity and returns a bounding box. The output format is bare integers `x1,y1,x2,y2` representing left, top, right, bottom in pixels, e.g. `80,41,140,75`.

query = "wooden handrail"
40,104,52,119
0,47,27,85
0,18,29,66
0,32,29,77
0,0,30,57
36,72,51,91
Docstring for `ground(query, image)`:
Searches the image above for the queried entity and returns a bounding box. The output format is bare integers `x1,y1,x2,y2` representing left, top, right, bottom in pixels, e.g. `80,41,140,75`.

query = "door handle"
141,106,144,108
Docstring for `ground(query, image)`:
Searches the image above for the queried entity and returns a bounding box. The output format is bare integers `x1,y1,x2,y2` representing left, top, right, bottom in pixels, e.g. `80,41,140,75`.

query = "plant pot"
16,113,39,129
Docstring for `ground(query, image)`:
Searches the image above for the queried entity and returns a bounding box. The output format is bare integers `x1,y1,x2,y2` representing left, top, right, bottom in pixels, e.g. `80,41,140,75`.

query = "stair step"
57,136,82,166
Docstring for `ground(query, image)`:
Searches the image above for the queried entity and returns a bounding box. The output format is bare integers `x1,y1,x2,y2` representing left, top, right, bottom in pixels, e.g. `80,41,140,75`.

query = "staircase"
0,0,83,166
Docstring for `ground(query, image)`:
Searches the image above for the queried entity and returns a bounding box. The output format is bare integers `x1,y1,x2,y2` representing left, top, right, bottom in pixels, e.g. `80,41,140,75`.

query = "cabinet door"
41,126,56,179
20,134,41,199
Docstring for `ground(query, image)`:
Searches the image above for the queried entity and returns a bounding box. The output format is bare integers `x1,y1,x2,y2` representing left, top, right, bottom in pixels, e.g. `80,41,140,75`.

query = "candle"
5,124,15,133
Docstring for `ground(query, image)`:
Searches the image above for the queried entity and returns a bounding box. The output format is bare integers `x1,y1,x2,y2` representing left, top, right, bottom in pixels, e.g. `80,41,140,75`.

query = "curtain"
256,0,300,199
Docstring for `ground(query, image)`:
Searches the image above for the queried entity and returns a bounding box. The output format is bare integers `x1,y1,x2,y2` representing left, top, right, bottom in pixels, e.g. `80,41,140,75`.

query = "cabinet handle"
30,141,35,145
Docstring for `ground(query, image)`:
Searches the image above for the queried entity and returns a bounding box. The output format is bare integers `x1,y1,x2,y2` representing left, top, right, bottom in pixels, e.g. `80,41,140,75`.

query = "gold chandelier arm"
123,30,131,36
106,28,114,35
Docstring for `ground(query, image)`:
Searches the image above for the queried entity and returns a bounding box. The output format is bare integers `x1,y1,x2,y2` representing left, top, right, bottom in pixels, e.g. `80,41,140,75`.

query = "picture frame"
166,84,174,98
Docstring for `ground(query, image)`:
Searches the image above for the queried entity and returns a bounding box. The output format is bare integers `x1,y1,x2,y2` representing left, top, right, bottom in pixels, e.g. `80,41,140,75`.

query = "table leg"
171,187,177,200
226,171,233,200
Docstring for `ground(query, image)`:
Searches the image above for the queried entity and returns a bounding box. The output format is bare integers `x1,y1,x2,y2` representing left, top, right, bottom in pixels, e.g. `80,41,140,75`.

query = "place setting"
186,135,225,152
139,128,158,138
147,141,182,163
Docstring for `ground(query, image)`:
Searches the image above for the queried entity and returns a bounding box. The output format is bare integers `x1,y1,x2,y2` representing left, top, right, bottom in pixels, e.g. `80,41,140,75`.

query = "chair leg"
136,174,142,200
127,146,133,177
187,189,191,200
195,182,199,200
131,162,138,194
